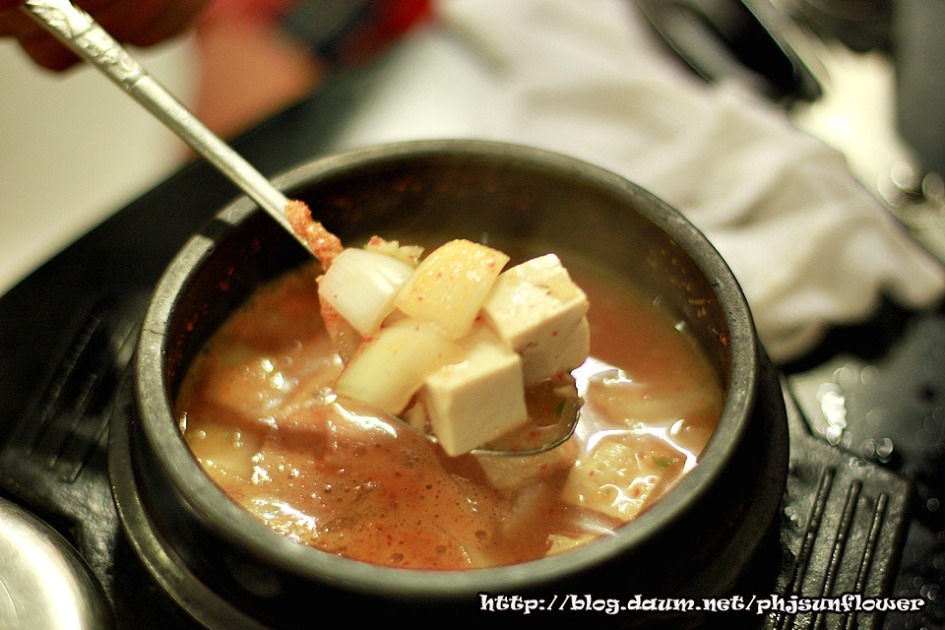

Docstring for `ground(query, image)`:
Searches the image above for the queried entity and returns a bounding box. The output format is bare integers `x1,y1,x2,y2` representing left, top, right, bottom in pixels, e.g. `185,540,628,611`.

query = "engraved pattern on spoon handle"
23,0,142,87
21,0,295,232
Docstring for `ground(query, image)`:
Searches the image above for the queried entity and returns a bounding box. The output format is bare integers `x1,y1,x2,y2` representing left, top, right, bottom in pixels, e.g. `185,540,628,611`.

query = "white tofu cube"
520,316,590,385
422,326,528,456
482,254,590,383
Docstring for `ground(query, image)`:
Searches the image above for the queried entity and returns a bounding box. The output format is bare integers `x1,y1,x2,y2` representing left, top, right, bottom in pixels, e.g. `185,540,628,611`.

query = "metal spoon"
22,0,581,456
21,0,300,245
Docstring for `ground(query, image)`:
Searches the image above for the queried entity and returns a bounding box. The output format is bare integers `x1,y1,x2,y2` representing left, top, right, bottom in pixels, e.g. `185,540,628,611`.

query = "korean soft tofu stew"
125,140,787,626
175,235,723,570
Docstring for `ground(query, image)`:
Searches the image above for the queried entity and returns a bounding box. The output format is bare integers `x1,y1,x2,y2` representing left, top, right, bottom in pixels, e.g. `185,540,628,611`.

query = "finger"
81,0,209,47
3,0,209,70
0,4,35,38
128,0,211,47
16,30,81,70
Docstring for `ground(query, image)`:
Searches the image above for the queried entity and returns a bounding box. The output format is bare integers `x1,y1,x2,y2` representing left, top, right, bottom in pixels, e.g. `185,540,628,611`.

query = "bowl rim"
135,138,759,598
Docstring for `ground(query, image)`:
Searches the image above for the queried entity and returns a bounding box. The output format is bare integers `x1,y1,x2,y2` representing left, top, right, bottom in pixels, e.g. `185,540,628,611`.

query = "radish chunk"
334,318,463,414
317,248,415,336
422,326,528,457
394,239,510,339
482,254,590,383
364,236,424,265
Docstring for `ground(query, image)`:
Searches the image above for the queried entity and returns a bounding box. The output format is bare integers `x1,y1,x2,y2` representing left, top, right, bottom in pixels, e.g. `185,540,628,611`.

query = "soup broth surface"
177,254,723,569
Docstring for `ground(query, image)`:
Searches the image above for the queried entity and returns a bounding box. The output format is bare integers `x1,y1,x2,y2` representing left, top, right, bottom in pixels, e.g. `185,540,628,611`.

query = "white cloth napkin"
336,0,945,362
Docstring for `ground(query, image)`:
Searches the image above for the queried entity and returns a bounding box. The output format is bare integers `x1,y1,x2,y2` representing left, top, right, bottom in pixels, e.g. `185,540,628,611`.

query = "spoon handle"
22,0,295,235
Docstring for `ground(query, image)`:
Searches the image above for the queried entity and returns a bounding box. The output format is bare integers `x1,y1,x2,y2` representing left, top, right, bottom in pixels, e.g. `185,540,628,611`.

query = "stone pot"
113,140,789,628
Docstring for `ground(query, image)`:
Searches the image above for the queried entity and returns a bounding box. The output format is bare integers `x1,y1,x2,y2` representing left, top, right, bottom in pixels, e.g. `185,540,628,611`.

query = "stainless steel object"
0,496,113,629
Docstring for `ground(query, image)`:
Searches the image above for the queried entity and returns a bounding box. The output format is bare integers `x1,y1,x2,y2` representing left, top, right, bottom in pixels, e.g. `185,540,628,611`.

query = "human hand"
0,0,210,70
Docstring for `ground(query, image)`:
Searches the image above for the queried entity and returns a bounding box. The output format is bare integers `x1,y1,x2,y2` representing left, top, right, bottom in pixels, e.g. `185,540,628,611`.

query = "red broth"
176,257,723,569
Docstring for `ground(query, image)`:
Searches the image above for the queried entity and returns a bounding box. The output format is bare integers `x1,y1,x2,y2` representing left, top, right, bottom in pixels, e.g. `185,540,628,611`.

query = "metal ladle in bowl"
22,0,581,456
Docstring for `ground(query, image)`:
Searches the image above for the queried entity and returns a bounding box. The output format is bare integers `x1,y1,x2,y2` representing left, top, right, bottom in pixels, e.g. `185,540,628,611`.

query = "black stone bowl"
112,140,789,629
